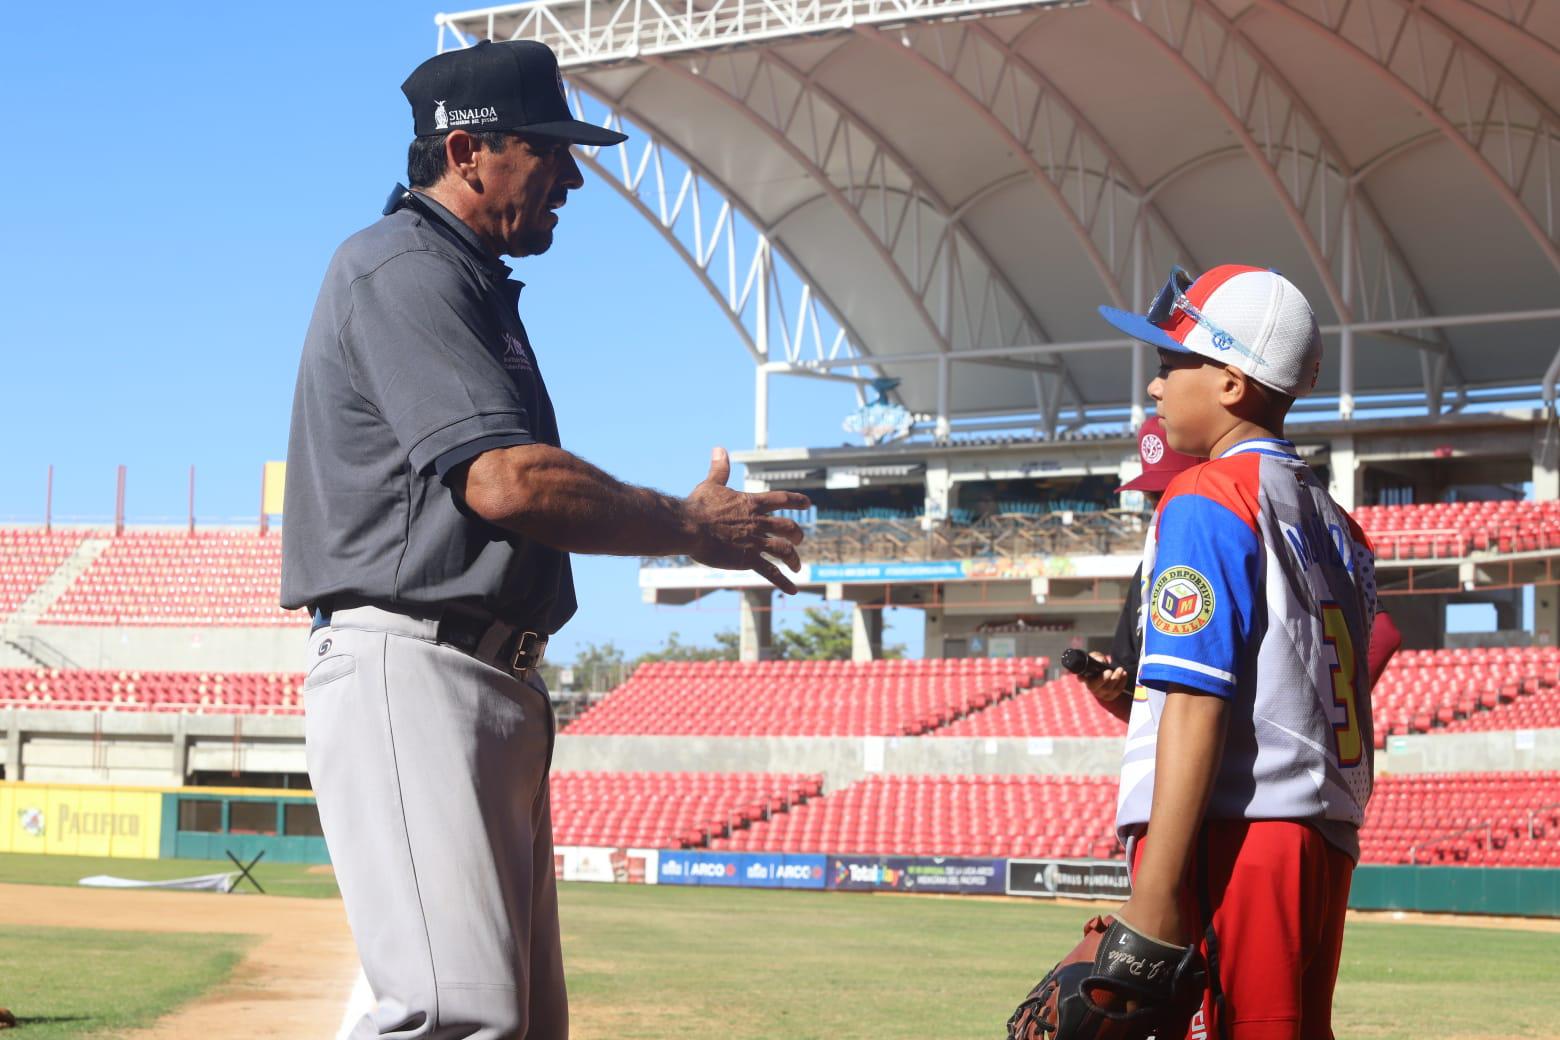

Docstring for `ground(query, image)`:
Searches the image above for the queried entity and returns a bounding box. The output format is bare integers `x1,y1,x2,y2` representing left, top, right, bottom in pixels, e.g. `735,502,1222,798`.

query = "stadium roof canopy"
435,0,1560,442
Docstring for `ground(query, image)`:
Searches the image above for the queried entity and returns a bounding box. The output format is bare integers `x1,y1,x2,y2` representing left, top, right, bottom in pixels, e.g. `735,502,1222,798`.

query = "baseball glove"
1006,915,1206,1040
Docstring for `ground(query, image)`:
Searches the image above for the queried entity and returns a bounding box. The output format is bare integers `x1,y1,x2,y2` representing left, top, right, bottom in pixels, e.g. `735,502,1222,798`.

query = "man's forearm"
459,444,695,556
1133,687,1228,899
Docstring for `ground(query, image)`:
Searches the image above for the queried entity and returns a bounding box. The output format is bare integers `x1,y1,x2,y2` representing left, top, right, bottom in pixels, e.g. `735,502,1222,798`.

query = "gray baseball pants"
303,605,566,1039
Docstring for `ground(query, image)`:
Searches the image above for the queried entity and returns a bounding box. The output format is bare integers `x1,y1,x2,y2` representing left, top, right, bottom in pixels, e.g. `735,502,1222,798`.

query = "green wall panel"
1350,866,1560,917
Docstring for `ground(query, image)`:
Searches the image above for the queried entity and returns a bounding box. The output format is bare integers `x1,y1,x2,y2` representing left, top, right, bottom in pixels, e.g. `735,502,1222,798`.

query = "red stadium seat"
37,529,306,627
563,657,1049,737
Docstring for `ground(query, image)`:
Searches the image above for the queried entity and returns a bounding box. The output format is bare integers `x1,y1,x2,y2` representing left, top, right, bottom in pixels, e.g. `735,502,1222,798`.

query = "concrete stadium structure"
4,1,1559,863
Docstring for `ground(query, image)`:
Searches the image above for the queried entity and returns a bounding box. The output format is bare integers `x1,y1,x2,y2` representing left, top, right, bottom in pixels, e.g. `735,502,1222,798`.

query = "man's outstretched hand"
685,447,811,594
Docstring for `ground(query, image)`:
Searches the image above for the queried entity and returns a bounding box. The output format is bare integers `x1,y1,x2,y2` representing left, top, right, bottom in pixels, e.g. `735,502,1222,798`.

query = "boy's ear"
1218,365,1248,408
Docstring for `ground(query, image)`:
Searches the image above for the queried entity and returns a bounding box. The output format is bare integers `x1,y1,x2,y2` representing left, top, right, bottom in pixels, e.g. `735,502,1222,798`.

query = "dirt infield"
0,883,357,1039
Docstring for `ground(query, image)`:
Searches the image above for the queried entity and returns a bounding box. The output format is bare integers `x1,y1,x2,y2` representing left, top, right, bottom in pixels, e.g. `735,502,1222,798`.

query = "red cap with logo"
1117,416,1201,493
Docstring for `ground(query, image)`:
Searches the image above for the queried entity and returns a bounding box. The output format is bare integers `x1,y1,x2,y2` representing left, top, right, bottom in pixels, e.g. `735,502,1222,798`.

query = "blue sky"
0,0,925,659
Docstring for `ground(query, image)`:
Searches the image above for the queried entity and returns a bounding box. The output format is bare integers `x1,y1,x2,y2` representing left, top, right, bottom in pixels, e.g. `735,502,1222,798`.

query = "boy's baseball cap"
402,39,628,146
1117,416,1201,493
1098,264,1323,398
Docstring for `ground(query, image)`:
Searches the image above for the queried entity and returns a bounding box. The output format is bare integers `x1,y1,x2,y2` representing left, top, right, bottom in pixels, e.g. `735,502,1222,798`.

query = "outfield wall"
4,779,1555,915
0,781,163,858
560,848,1560,916
0,781,320,863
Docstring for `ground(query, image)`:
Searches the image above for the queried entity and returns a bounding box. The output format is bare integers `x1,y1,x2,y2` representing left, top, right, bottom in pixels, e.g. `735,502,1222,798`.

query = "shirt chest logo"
500,330,532,373
1151,565,1215,636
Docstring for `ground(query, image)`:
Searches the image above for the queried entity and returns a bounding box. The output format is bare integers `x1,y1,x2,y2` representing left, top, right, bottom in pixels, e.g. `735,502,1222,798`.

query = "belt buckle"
511,631,545,675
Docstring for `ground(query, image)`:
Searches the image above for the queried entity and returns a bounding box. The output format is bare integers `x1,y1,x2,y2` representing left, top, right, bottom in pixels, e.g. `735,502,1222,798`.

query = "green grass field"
556,884,1560,1040
0,925,249,1039
0,851,340,898
2,856,1557,1038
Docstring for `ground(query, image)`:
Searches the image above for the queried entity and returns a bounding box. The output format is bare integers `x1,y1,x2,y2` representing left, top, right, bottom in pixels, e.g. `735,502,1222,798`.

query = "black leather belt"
312,601,548,680
435,610,548,679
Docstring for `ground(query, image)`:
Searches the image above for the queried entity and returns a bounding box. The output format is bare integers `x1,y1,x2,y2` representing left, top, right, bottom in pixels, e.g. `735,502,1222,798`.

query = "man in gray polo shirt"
282,40,809,1039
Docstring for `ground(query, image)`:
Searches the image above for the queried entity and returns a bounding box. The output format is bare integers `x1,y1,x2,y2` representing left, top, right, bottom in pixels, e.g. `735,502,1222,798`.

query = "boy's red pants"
1129,819,1355,1040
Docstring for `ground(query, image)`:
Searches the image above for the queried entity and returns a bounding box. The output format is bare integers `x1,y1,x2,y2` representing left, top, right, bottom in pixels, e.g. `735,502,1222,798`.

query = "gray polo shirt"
280,186,576,633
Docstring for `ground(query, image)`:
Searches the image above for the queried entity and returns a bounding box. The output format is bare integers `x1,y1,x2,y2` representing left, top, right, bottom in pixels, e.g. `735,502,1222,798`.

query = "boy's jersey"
1116,438,1377,861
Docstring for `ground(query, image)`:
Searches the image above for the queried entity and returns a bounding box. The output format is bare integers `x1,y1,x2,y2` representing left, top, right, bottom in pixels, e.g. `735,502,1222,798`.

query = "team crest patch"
1150,566,1215,636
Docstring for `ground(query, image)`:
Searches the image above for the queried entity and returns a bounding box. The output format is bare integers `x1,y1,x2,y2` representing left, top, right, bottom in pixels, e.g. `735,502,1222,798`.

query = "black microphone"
1060,648,1106,680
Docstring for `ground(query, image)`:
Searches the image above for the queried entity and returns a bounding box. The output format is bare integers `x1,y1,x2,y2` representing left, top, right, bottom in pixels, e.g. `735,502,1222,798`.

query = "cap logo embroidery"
433,100,449,130
555,67,567,103
1141,434,1165,465
445,104,500,128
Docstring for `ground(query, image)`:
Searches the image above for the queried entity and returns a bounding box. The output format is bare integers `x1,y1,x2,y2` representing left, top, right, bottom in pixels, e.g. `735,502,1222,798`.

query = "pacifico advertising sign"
0,782,163,859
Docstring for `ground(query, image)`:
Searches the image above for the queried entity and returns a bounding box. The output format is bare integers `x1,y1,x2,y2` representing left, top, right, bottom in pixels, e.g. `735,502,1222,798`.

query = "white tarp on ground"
78,872,237,893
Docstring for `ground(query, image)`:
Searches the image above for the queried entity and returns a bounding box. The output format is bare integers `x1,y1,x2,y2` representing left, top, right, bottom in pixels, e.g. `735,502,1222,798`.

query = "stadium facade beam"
1100,0,1466,419
1254,0,1560,277
781,308,1560,370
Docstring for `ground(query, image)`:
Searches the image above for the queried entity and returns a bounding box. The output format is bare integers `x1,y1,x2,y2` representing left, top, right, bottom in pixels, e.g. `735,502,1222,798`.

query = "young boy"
1096,265,1377,1039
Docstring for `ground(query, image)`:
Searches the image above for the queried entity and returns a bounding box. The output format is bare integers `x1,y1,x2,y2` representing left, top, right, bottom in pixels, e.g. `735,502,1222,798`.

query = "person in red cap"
1084,416,1202,720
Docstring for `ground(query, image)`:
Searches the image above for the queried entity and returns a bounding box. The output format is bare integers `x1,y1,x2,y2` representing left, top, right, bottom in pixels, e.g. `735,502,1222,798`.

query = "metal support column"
739,588,773,662
754,367,770,451
4,713,21,781
1533,423,1560,501
1338,191,1356,421
1129,216,1147,429
852,603,884,662
1330,434,1362,511
935,355,952,442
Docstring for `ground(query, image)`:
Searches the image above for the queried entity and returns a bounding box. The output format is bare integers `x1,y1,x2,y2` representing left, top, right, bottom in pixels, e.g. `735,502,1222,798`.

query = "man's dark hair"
407,130,514,188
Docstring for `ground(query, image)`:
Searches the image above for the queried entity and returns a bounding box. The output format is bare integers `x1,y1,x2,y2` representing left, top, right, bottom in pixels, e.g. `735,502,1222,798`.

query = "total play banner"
827,855,1006,895
1006,858,1131,901
657,850,827,889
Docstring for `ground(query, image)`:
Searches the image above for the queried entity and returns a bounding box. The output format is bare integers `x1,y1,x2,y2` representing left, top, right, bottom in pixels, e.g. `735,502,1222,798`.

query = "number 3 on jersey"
1320,602,1363,766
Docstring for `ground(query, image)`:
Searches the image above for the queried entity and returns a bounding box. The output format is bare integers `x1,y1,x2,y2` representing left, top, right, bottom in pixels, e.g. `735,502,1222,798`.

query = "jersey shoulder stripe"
1157,452,1262,536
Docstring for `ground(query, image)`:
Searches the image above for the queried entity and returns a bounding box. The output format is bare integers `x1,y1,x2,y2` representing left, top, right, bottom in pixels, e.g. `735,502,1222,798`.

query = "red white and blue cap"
1099,264,1323,398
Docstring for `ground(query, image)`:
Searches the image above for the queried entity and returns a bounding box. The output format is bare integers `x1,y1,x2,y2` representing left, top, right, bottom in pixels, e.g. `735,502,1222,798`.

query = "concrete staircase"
1,536,113,668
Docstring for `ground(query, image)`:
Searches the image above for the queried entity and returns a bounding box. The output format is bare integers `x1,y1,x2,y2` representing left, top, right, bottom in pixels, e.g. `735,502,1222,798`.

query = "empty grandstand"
42,529,299,627
551,771,822,849
562,657,1048,736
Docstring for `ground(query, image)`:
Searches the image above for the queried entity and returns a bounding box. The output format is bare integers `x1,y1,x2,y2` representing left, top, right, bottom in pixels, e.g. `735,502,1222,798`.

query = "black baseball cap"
401,39,627,146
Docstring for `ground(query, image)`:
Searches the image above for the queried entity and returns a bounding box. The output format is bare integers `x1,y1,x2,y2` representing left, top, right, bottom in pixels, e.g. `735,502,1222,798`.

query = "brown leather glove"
1007,915,1206,1040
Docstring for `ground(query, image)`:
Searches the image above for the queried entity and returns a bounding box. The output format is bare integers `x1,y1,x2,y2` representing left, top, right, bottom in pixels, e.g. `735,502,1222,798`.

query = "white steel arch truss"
640,48,1087,427
1099,0,1464,415
437,0,1074,66
1443,0,1560,61
435,0,1560,433
858,20,1200,307
561,81,872,375
1255,0,1560,274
